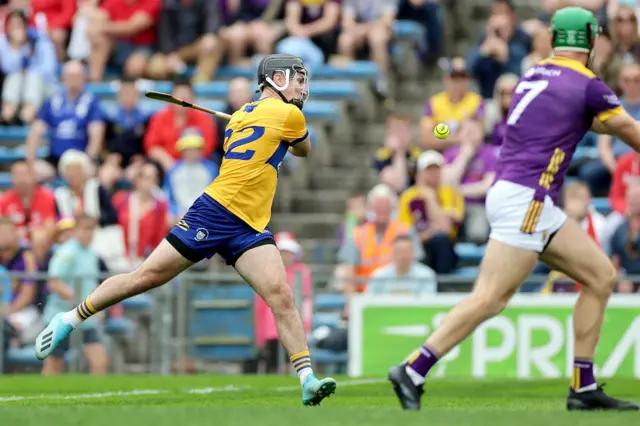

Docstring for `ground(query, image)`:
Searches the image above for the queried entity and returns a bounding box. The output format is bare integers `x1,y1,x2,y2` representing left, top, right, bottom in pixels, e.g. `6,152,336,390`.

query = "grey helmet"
257,54,309,110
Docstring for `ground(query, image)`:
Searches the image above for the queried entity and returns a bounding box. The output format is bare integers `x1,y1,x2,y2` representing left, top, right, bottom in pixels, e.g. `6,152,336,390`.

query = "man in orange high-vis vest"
335,184,425,317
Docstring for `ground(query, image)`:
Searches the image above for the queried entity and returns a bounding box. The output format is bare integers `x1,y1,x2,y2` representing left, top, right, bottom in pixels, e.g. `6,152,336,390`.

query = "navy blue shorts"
166,194,275,266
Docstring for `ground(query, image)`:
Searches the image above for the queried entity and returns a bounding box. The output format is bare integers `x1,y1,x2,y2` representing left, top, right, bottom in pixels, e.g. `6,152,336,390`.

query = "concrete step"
292,189,350,213
311,167,362,190
269,213,343,239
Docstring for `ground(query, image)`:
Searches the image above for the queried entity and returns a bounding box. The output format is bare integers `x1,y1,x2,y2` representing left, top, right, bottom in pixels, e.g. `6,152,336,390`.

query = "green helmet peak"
550,7,599,53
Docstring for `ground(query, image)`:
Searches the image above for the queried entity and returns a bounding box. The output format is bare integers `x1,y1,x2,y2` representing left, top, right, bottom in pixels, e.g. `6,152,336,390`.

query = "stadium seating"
189,285,257,361
455,243,486,263
86,80,361,102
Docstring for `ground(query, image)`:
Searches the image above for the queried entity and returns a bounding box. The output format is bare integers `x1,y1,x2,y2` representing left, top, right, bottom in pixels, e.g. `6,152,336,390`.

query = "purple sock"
572,358,596,390
406,345,439,377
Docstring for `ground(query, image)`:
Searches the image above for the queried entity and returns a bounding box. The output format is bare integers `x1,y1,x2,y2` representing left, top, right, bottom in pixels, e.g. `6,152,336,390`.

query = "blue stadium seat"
189,284,257,361
6,347,41,366
313,348,348,365
573,146,599,161
393,20,425,40
121,294,152,310
0,172,12,189
216,61,378,80
455,243,485,262
455,266,480,278
101,99,339,121
0,146,48,163
0,126,29,142
87,80,360,101
104,317,135,336
313,312,342,329
592,197,611,214
314,293,346,312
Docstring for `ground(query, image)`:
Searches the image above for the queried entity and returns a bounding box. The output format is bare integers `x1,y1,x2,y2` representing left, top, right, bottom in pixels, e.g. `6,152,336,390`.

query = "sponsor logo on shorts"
195,228,209,241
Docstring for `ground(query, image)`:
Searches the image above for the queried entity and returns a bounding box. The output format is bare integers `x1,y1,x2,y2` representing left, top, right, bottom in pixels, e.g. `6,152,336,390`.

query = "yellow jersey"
205,98,308,231
422,91,484,134
398,185,465,239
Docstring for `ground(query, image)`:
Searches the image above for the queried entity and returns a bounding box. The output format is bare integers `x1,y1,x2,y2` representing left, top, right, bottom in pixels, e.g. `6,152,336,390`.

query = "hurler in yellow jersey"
35,54,337,406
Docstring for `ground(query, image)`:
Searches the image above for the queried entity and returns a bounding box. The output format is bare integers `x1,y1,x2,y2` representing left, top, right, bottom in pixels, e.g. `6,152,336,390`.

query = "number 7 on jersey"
507,80,549,125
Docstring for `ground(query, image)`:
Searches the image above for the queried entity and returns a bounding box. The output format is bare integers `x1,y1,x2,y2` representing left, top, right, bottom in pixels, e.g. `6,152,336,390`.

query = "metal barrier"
1,270,638,375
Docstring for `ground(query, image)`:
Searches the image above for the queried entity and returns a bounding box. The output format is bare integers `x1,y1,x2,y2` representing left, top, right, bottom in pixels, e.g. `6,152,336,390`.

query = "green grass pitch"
0,375,638,425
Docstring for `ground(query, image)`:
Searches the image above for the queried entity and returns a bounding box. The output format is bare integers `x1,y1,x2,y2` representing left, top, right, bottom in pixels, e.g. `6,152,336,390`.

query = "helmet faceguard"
257,54,310,110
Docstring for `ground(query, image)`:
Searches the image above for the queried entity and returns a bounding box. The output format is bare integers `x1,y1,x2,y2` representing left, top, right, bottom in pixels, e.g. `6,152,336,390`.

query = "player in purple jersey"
389,7,640,412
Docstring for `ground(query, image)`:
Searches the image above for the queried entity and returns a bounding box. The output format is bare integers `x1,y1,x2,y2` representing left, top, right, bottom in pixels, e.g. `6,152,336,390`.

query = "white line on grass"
0,378,387,403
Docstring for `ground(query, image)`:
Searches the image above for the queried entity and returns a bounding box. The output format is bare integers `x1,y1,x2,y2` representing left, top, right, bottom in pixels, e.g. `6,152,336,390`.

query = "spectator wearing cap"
443,120,497,243
367,234,437,296
337,0,398,96
147,0,223,82
398,150,463,273
164,129,220,220
143,78,217,171
466,0,531,98
421,57,485,151
335,184,424,317
100,76,151,191
254,231,313,373
113,161,169,270
373,114,423,194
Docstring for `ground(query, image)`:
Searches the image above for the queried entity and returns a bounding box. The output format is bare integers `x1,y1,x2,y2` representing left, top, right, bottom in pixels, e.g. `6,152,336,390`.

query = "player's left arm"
283,106,311,157
587,78,640,152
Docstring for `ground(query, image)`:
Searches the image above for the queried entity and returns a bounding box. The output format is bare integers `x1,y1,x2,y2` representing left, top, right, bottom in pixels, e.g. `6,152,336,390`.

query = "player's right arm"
587,78,640,153
283,106,311,157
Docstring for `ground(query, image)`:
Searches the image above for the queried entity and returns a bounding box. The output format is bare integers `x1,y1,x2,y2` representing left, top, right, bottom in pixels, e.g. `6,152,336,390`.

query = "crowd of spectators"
0,0,442,371
334,0,640,315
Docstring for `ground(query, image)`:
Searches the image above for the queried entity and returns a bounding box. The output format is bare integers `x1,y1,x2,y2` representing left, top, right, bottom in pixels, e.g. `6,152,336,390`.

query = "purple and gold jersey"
495,57,624,203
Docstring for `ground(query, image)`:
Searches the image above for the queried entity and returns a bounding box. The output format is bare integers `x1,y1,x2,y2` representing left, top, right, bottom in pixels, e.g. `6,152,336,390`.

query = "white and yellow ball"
434,123,450,139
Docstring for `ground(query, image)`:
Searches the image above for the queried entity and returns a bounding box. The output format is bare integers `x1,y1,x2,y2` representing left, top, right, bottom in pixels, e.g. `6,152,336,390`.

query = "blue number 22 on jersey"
224,125,288,173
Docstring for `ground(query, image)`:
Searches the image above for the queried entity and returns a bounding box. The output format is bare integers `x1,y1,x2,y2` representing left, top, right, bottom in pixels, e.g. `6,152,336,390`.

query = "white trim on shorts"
485,180,567,252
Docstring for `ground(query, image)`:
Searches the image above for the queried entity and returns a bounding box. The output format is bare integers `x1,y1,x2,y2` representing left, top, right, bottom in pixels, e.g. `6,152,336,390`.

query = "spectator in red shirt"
112,160,169,270
0,161,56,255
606,151,640,248
143,78,216,170
86,0,161,81
29,0,77,61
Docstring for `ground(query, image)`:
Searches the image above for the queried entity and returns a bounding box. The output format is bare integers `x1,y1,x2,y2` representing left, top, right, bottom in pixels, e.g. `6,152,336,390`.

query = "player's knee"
586,263,617,299
264,281,296,313
472,293,509,318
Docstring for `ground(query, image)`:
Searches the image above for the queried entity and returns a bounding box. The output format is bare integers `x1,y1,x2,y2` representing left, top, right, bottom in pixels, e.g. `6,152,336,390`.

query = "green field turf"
0,375,639,425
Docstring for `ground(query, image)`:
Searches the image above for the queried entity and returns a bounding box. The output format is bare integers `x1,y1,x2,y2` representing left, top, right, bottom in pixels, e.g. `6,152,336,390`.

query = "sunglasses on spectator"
499,89,514,96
